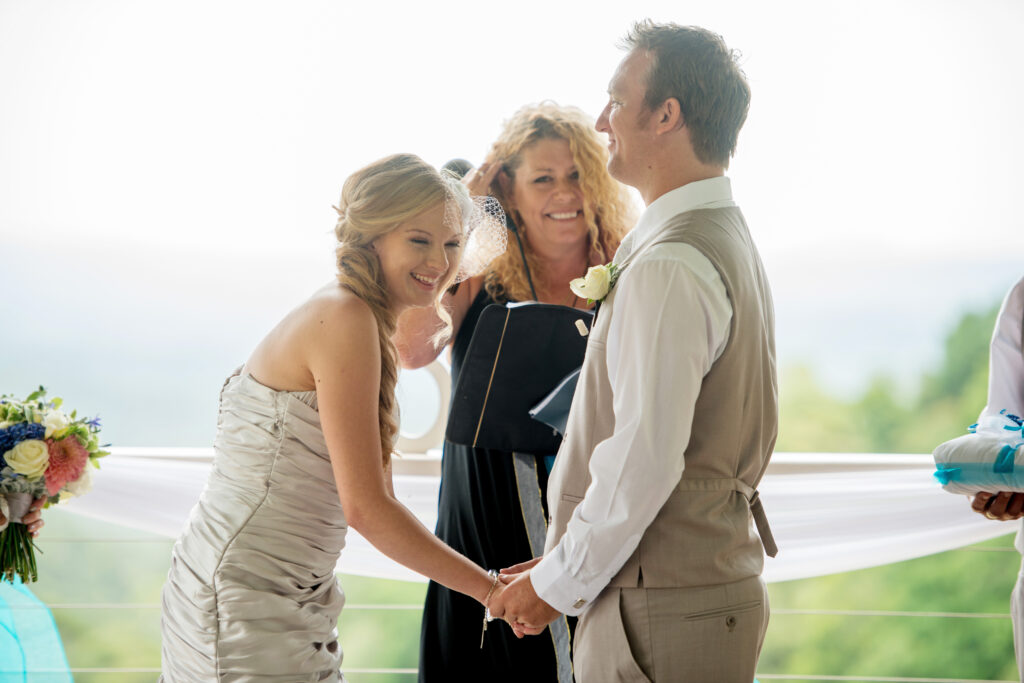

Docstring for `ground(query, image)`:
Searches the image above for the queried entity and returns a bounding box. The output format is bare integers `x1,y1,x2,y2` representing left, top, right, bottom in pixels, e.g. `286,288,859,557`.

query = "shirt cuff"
530,544,595,617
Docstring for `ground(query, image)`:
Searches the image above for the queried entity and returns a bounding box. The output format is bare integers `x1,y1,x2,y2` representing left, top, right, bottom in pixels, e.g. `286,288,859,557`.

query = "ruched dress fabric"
161,372,348,682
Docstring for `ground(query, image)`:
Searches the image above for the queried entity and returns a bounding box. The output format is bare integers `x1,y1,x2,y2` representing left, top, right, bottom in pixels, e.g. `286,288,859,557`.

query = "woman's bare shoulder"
246,283,378,390
307,282,373,318
302,283,379,346
304,286,382,392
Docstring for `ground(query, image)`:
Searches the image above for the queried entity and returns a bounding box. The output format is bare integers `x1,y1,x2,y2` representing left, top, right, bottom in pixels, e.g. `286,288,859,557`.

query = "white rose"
60,464,93,500
0,421,11,430
42,410,70,439
4,439,49,479
570,264,613,302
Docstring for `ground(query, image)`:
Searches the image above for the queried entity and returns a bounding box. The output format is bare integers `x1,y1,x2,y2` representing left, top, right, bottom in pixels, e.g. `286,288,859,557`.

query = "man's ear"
654,97,684,135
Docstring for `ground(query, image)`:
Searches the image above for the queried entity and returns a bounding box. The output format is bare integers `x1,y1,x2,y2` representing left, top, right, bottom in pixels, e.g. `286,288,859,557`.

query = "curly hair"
333,154,457,466
477,102,636,303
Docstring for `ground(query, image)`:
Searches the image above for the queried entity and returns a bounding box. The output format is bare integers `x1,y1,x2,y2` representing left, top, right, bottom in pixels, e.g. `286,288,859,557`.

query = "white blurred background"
2,0,1021,446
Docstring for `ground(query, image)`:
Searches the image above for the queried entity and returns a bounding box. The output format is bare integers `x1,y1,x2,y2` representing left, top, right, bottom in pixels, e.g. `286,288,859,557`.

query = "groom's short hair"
622,21,750,169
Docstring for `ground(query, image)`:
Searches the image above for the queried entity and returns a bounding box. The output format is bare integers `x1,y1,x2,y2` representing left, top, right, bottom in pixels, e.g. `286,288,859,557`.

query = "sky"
1,0,1022,446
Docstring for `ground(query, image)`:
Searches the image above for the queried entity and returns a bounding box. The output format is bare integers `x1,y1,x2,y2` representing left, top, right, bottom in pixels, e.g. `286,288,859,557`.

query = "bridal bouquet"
0,387,108,583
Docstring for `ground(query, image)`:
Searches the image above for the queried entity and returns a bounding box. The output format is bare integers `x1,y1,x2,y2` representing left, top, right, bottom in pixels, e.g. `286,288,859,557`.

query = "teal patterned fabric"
0,578,71,682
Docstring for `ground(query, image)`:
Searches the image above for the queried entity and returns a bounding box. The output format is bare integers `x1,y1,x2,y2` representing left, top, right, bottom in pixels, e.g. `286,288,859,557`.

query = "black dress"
418,289,573,683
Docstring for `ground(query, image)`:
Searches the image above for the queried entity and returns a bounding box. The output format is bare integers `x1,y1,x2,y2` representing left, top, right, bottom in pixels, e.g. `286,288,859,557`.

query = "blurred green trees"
777,303,1001,455
762,299,1018,681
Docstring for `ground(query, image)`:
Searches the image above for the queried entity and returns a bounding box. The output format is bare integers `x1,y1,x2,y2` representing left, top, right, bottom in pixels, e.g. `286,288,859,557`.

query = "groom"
489,21,778,682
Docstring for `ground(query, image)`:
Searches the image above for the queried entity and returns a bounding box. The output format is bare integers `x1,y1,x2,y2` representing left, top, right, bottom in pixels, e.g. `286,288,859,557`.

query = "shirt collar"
631,176,735,246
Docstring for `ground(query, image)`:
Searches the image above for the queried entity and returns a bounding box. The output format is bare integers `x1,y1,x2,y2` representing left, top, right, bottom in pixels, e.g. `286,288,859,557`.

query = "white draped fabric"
60,448,1016,583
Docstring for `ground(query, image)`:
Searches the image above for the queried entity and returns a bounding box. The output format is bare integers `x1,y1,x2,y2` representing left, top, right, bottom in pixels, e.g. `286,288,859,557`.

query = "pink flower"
44,437,89,497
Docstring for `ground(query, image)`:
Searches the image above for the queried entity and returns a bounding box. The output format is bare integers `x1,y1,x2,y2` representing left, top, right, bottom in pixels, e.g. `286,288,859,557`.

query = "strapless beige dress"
161,371,348,682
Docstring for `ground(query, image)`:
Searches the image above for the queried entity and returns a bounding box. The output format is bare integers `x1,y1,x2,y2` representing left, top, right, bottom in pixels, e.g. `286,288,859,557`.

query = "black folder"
445,302,593,455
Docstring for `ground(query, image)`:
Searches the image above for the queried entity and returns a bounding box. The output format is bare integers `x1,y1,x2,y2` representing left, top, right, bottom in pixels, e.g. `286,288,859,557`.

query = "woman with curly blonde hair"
160,154,509,682
396,103,636,682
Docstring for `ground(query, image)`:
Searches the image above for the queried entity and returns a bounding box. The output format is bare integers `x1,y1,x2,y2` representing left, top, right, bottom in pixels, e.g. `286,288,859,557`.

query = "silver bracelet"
480,569,500,648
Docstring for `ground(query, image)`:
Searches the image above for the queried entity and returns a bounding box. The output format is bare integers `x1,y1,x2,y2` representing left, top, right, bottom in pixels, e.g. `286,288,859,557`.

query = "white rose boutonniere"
569,263,620,304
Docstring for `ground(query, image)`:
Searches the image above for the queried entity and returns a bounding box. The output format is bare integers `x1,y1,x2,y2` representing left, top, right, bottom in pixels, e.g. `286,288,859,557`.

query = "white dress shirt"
531,177,735,614
981,275,1024,420
977,277,1024,562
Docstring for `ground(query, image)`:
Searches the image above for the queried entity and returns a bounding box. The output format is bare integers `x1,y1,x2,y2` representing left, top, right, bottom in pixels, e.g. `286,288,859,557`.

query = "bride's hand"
0,497,46,536
486,581,531,639
486,578,507,619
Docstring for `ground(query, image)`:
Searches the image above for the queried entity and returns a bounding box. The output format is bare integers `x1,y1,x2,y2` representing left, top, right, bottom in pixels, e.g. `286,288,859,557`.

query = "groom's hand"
489,569,560,638
500,556,541,578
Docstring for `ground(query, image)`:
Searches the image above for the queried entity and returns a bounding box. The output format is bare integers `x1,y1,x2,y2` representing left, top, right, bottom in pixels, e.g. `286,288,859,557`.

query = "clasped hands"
488,557,561,638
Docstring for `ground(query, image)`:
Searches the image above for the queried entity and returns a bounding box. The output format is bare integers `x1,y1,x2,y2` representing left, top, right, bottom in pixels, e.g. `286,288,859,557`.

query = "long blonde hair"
333,154,457,466
480,102,636,302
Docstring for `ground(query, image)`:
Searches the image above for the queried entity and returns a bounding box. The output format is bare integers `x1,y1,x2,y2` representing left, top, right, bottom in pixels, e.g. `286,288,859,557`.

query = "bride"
160,154,507,681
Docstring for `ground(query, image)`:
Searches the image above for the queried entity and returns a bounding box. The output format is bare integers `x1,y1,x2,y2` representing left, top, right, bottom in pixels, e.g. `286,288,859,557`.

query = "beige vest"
544,206,778,589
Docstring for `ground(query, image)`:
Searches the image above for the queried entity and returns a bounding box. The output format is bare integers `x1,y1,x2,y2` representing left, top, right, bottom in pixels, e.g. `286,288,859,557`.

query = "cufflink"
573,598,587,609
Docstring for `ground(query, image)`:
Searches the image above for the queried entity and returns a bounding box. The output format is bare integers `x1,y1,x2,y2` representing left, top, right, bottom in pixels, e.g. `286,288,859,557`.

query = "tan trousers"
573,576,769,683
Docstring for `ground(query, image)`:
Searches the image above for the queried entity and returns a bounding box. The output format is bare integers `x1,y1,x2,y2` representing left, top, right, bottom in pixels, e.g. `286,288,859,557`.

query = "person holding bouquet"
1,389,106,583
159,154,508,682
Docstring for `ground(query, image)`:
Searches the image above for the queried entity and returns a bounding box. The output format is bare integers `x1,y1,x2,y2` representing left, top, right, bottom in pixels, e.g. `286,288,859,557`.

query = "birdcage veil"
441,175,507,282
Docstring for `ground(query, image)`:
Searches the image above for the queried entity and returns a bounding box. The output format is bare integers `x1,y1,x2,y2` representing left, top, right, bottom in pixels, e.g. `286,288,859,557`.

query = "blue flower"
86,417,102,430
0,422,47,463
